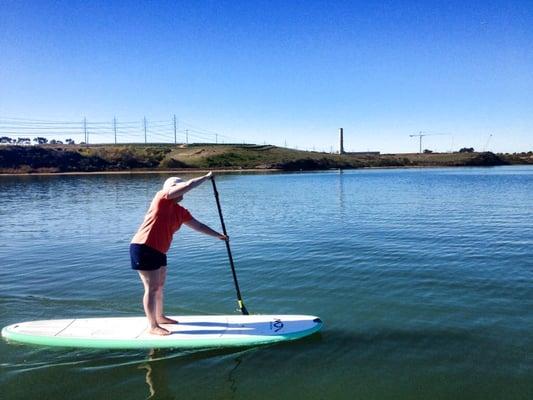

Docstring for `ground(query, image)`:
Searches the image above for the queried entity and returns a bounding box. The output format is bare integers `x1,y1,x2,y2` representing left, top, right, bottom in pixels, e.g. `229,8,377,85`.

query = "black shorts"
130,244,167,271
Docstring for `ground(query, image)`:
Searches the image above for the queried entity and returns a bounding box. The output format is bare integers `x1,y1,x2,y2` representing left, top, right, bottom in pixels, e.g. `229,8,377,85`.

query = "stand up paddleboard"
3,179,323,350
1,315,322,349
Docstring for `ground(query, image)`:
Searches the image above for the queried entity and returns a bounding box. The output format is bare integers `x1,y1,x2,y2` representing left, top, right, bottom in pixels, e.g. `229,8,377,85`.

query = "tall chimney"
339,128,344,154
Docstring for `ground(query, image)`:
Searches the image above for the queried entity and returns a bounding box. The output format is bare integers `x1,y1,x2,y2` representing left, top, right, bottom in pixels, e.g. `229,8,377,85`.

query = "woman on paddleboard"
130,172,228,335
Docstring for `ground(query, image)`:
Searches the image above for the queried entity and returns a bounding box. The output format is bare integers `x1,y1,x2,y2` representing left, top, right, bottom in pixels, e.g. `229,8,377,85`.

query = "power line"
83,117,87,144
0,115,249,145
173,115,177,144
113,117,117,144
143,117,147,144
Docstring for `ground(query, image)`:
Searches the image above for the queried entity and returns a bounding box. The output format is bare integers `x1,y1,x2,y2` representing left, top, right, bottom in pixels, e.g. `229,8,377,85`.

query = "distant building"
344,151,380,156
338,128,380,156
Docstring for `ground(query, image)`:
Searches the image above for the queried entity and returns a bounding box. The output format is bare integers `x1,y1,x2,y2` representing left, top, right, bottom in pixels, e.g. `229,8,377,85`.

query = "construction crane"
409,131,449,154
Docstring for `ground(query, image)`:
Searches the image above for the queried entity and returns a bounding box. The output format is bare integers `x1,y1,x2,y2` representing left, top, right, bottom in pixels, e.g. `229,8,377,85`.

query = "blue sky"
1,0,532,153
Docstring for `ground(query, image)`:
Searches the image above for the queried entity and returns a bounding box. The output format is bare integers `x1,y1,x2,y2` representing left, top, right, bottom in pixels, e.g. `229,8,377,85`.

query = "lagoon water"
0,166,532,399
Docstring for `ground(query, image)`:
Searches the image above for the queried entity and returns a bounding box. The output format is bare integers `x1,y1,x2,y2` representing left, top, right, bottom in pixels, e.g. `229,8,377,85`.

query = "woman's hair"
163,177,183,190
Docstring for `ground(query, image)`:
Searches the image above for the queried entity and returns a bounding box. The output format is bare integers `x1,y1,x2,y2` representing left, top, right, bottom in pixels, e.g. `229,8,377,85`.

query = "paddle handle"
211,177,249,315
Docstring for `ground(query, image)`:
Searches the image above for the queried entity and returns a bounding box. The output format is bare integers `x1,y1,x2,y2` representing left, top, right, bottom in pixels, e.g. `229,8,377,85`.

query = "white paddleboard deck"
2,315,322,349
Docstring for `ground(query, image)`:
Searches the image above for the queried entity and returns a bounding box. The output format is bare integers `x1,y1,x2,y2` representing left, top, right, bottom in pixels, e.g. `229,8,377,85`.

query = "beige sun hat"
163,176,184,190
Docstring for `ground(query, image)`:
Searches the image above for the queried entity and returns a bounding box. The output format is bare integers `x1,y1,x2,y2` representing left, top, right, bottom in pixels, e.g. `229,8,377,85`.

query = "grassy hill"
0,143,531,174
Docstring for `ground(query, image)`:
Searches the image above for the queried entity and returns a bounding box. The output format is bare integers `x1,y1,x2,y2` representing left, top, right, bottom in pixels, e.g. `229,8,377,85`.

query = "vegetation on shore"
0,143,531,174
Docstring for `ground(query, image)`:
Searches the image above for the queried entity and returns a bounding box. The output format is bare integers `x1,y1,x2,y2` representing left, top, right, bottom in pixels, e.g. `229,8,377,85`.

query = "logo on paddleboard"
270,318,284,332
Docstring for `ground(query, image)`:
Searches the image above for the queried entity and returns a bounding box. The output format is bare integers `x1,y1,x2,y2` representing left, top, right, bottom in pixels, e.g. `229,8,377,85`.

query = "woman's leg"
155,267,177,324
138,269,169,335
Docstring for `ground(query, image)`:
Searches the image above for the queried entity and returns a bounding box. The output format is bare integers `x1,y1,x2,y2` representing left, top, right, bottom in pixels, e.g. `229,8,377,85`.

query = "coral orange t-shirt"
131,190,193,254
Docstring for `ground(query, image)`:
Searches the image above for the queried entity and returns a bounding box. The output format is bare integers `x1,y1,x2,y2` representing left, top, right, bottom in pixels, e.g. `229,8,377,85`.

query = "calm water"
0,167,532,400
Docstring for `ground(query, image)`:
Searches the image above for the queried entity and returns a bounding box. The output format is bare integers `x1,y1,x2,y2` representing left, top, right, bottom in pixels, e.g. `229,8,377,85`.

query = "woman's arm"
167,172,212,200
183,217,228,241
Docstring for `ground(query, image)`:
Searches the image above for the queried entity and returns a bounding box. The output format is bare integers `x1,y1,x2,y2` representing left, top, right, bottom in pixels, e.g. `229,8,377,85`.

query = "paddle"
210,176,250,315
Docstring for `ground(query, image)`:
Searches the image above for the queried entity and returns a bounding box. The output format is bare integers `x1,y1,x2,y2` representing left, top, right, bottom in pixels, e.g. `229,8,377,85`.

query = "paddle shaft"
210,177,249,315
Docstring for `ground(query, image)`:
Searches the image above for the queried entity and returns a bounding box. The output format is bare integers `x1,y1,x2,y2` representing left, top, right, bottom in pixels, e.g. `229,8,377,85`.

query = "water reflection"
139,349,180,400
337,169,345,215
139,348,247,399
227,356,242,398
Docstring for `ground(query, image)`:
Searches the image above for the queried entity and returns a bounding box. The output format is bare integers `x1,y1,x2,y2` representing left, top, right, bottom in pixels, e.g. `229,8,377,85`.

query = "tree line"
0,136,77,145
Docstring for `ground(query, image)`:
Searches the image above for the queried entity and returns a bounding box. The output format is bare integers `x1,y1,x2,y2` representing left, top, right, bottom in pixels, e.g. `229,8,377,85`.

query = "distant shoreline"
1,143,531,175
0,167,280,177
2,164,532,177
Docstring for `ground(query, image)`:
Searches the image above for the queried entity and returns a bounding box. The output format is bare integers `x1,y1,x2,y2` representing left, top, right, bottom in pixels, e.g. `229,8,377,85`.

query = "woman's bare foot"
149,325,171,336
157,316,178,324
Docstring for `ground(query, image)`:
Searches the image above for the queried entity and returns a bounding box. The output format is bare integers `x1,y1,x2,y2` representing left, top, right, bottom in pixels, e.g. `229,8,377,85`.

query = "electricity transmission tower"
482,134,493,152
